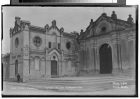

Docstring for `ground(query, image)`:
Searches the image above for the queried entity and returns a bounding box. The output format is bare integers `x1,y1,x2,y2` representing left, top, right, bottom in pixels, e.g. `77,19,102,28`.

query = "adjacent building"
2,53,10,81
78,11,135,75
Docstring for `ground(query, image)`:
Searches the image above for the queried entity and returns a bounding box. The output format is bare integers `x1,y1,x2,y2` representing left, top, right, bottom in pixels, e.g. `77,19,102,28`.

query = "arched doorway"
51,60,57,77
99,44,112,74
15,60,18,75
49,51,59,77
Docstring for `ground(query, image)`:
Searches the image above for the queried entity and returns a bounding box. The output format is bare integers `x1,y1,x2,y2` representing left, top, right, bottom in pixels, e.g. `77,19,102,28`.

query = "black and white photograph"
1,6,137,96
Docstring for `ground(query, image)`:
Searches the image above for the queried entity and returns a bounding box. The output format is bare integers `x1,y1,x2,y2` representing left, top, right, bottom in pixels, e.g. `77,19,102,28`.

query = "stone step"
28,76,134,84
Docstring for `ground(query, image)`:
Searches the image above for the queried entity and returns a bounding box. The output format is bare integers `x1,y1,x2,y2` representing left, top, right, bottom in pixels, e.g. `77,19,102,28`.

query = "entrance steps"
28,75,134,84
24,75,135,93
5,75,135,93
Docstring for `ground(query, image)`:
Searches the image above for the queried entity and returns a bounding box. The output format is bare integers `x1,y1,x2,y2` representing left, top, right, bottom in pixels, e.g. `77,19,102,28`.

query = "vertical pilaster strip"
22,22,30,82
117,42,122,72
94,46,99,72
93,47,96,72
112,42,120,73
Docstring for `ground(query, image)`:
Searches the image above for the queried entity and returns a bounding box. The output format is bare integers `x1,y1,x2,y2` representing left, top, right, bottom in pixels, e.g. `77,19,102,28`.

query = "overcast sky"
2,7,136,54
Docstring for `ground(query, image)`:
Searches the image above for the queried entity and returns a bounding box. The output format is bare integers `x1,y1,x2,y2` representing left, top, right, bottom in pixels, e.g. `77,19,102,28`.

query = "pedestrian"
17,73,20,83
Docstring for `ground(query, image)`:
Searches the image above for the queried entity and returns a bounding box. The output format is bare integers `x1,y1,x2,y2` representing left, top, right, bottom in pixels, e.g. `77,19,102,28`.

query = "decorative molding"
48,48,61,55
29,25,45,33
30,51,45,55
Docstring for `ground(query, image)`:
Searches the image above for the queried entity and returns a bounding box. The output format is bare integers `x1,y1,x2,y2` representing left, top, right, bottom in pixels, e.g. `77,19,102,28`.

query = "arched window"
33,36,42,47
66,42,71,50
58,43,60,49
15,38,19,48
48,42,51,48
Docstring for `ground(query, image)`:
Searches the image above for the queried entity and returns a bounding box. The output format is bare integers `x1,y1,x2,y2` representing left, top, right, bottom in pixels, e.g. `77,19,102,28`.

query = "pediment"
95,14,133,30
80,15,129,39
48,48,61,61
48,48,61,56
95,15,113,25
94,19,113,35
48,26,61,36
93,15,128,35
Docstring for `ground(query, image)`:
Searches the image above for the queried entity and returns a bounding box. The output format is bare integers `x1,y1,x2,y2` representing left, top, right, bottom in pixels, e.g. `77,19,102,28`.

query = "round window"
101,26,107,32
33,36,42,47
66,42,71,50
15,38,19,48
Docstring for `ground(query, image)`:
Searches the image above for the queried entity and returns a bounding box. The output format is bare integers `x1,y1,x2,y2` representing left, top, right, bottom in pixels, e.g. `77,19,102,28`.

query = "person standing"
17,73,20,83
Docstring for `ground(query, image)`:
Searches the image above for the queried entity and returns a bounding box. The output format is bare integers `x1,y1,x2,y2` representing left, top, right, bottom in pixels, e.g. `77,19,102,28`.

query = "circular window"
53,56,56,59
66,42,71,50
101,26,107,32
33,36,42,47
15,38,19,48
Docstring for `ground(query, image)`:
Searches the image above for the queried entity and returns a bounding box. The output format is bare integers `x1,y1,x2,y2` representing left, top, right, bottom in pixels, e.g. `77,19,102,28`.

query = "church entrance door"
51,60,57,77
99,44,112,74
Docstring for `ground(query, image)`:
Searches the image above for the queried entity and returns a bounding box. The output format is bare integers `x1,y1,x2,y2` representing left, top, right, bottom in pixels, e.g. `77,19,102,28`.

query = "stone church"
9,11,135,82
78,11,135,75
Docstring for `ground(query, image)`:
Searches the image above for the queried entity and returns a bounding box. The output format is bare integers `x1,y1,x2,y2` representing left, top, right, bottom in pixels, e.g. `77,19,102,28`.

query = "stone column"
116,42,123,72
95,46,100,73
60,51,64,77
79,49,84,70
22,23,30,82
58,60,62,77
40,59,45,76
120,39,129,70
127,32,135,77
86,48,90,72
62,60,66,76
128,39,135,70
92,47,96,72
46,60,51,78
111,41,121,73
89,46,94,71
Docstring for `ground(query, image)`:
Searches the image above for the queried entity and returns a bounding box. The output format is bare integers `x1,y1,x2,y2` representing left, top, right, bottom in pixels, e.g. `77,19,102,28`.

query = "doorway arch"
99,44,112,74
50,54,58,77
51,60,57,77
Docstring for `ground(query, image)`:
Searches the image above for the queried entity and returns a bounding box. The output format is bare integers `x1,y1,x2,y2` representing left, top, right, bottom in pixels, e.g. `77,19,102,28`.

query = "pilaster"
94,46,100,73
22,22,30,82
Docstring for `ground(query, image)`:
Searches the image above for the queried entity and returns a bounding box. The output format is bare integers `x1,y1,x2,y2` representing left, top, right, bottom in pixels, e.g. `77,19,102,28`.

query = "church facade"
9,11,136,82
78,11,136,76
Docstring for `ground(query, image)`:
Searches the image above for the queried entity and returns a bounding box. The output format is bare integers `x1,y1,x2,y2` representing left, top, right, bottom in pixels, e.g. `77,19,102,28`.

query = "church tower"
9,17,30,82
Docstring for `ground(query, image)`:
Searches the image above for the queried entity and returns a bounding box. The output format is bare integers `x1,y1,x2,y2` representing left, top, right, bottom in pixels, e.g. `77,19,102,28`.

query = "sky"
2,6,136,54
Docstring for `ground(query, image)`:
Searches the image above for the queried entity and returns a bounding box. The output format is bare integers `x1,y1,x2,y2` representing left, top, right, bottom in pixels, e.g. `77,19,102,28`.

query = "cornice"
30,50,45,55
29,25,46,33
